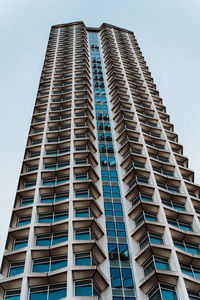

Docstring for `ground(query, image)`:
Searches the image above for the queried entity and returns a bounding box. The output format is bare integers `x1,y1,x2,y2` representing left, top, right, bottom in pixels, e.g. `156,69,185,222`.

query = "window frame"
9,261,25,277
29,283,67,299
38,210,68,223
32,255,68,273
148,283,178,300
74,279,99,297
4,289,21,300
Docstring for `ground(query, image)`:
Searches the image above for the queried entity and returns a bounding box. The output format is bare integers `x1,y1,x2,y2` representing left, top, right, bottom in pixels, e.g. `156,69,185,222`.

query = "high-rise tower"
0,21,199,300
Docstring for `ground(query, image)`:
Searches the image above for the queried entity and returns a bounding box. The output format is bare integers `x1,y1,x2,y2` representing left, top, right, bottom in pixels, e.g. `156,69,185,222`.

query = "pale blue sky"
0,0,200,261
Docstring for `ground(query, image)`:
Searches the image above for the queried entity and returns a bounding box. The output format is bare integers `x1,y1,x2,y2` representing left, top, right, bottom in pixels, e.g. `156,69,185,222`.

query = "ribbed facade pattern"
0,21,200,300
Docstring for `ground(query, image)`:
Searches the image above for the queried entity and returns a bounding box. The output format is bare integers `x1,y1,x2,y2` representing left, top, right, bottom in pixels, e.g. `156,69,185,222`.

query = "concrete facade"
0,22,200,300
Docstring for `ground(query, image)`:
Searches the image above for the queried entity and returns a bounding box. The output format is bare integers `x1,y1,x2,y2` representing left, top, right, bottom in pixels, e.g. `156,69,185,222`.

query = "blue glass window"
119,244,129,261
116,222,125,230
14,238,28,250
116,222,126,237
49,288,66,300
108,243,118,260
103,113,109,120
106,221,116,237
155,260,169,271
36,233,68,246
107,145,114,153
145,213,157,222
168,218,192,231
52,233,68,244
100,156,108,166
5,295,21,300
9,262,24,276
105,133,112,141
75,190,89,198
18,216,31,226
38,214,53,223
55,193,69,202
97,122,103,130
75,173,88,180
102,105,108,111
174,240,200,255
75,208,89,217
5,290,21,300
105,202,114,216
29,283,67,300
104,123,111,131
107,230,116,237
181,267,193,277
150,234,163,244
139,232,163,249
95,104,108,111
112,186,120,198
174,241,185,251
36,234,51,246
99,144,106,153
108,157,116,167
104,202,112,210
181,264,200,280
33,258,49,272
141,193,153,202
135,212,157,227
103,185,111,197
33,256,67,273
75,280,93,296
179,223,192,231
75,229,90,240
40,193,69,203
186,244,200,255
98,133,104,141
21,197,33,206
149,284,177,300
114,203,123,216
54,211,68,222
106,221,115,229
110,268,122,288
161,288,177,300
24,181,36,188
122,268,133,289
102,171,118,182
101,170,109,181
143,256,169,277
162,199,185,211
110,171,118,182
51,256,67,271
75,252,91,266
96,113,102,120
40,195,55,203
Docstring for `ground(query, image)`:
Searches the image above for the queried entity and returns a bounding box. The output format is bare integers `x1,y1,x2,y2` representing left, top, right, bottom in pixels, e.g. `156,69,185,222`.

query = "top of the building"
51,21,134,34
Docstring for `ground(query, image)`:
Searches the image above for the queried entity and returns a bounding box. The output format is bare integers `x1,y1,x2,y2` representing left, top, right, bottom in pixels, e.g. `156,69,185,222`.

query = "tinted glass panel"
52,235,68,244
33,263,49,273
51,260,67,271
162,290,177,300
9,266,24,276
5,297,21,300
49,289,66,300
75,285,92,296
30,292,47,300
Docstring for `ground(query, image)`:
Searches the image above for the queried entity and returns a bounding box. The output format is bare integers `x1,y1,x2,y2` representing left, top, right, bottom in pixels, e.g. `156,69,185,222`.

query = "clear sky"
0,0,200,261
